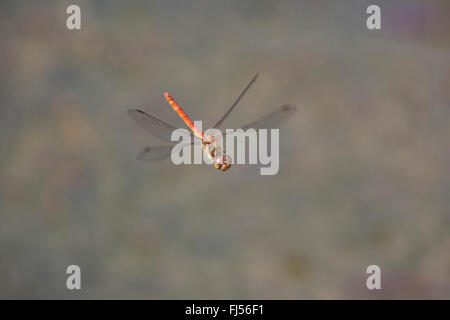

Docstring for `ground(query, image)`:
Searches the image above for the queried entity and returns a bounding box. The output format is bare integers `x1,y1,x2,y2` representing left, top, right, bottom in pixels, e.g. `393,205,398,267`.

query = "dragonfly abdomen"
164,92,204,139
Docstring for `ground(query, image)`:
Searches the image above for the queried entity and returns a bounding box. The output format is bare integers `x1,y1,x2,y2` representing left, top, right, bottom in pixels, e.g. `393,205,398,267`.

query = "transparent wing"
213,73,259,129
127,109,193,142
137,145,175,162
240,105,296,130
136,141,198,162
209,105,296,143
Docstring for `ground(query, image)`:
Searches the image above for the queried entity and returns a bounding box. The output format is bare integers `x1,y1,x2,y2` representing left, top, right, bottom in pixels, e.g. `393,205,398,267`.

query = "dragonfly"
127,73,296,171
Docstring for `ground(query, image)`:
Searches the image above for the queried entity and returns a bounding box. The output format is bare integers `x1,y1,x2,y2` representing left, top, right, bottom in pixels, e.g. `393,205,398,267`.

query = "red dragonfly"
127,73,296,171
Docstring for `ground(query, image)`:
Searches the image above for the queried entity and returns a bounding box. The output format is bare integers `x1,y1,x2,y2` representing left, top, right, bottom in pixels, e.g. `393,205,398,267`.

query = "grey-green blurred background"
1,0,449,299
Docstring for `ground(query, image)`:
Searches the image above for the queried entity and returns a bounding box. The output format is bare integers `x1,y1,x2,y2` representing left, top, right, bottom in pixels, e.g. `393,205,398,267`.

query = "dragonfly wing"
137,145,175,162
213,73,259,129
240,105,296,131
127,109,194,142
136,141,197,162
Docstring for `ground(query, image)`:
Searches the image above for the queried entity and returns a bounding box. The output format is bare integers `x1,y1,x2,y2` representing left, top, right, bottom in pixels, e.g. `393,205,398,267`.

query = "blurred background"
0,0,449,299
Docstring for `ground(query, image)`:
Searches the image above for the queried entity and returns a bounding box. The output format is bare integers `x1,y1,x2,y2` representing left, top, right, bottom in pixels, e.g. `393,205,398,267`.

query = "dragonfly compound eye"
214,154,232,171
219,155,232,171
220,163,231,171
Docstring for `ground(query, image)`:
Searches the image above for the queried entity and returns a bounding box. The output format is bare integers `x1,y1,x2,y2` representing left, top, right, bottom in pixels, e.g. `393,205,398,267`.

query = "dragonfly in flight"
127,73,296,171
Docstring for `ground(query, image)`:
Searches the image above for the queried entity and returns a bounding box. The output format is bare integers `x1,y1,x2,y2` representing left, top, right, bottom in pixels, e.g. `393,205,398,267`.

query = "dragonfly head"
213,154,232,172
